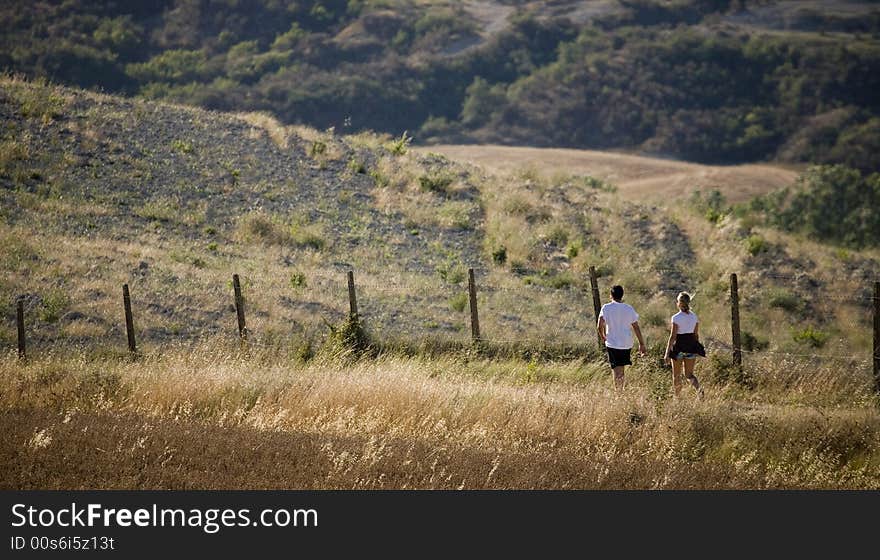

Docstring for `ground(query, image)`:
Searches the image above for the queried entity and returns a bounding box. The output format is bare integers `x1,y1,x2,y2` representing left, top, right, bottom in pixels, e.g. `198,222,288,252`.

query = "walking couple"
596,285,705,396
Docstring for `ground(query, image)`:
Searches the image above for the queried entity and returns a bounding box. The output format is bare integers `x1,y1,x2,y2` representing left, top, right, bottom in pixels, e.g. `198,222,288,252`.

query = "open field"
3,343,879,490
1,76,879,489
419,145,802,204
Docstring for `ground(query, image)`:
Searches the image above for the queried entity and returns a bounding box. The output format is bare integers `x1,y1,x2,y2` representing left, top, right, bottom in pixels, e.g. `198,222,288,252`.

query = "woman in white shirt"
664,292,705,397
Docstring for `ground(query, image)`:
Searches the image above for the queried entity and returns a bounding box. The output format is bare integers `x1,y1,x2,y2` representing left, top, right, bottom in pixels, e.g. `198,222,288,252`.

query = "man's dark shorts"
606,347,632,368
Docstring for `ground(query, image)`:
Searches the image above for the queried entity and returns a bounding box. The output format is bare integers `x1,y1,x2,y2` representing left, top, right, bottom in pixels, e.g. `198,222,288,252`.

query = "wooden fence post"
468,268,480,343
16,298,25,361
122,283,137,355
232,274,247,339
589,266,603,350
873,280,879,393
347,270,358,324
730,273,742,368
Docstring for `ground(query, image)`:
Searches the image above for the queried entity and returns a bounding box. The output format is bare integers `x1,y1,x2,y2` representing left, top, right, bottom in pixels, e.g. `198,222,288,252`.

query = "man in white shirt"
597,285,647,390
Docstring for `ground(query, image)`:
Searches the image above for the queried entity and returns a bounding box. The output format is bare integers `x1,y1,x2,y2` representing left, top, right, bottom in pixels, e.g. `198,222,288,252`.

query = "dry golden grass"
3,75,879,491
236,111,290,149
420,145,802,203
2,342,878,489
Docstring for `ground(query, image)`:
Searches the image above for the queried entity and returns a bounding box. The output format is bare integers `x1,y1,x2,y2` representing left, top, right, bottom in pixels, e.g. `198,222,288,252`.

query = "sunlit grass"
2,340,878,489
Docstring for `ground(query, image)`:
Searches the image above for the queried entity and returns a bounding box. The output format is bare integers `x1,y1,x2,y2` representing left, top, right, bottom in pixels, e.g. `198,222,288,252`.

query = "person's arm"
631,321,646,356
664,321,678,364
693,321,699,344
597,316,607,344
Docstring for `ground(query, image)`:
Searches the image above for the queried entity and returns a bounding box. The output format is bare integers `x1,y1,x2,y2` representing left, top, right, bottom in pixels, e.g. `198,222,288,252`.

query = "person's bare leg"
684,358,702,396
612,366,625,390
671,359,683,396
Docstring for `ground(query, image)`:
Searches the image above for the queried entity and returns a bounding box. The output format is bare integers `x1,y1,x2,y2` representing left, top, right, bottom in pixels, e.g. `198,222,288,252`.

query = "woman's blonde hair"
677,291,691,312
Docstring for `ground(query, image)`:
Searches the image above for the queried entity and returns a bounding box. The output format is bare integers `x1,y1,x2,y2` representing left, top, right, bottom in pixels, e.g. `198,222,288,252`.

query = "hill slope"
420,145,801,203
1,76,878,361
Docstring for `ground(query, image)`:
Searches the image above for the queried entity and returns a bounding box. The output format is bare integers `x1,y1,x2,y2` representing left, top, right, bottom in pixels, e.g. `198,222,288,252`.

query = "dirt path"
419,144,801,204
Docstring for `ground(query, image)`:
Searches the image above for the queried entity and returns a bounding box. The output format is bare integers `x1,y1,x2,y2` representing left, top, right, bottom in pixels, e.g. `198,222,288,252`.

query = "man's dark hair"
610,285,624,301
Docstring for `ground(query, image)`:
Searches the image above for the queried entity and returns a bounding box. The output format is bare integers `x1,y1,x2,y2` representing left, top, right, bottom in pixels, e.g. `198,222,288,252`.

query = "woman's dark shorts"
606,347,632,368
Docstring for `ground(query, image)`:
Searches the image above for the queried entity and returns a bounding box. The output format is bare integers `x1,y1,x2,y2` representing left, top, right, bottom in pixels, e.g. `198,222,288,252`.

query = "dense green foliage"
745,165,880,248
2,0,879,170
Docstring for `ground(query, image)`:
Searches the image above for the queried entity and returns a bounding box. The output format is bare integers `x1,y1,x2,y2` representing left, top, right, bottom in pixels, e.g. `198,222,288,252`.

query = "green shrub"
17,87,65,123
767,289,802,313
545,272,575,290
309,140,327,157
438,202,472,230
39,290,70,323
325,316,370,356
290,272,307,289
705,209,725,224
449,292,468,313
707,353,755,389
171,139,193,154
491,245,507,265
290,224,325,251
418,173,454,194
580,176,617,193
502,196,532,215
744,234,768,256
792,326,828,348
438,259,465,284
510,260,528,275
753,165,880,248
387,131,412,155
369,168,389,188
546,225,569,247
741,330,769,351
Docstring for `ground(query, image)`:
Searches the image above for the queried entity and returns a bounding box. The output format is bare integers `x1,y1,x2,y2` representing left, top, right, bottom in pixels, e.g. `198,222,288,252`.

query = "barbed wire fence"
7,266,880,391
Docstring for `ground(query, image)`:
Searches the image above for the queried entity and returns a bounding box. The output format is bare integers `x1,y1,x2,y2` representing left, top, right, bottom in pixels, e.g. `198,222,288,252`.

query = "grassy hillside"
2,76,880,489
2,74,877,357
420,144,801,204
2,0,879,170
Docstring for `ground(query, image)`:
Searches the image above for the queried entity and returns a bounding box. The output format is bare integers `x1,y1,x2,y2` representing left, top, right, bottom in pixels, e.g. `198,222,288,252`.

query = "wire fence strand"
5,270,878,369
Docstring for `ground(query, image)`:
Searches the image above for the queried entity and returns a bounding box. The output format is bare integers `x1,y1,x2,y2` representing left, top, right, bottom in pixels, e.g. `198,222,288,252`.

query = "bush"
545,272,575,290
449,292,468,313
325,316,370,355
290,272,307,289
546,225,569,247
387,131,412,155
767,289,803,313
510,260,528,275
309,140,327,157
438,258,465,284
741,330,769,352
491,246,507,265
39,291,69,323
707,353,755,389
237,211,288,245
290,224,326,251
580,176,617,192
744,234,768,256
752,165,880,248
792,326,828,348
418,173,454,194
